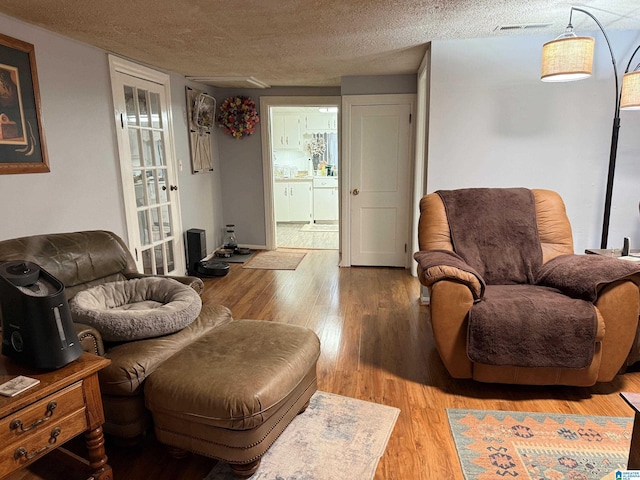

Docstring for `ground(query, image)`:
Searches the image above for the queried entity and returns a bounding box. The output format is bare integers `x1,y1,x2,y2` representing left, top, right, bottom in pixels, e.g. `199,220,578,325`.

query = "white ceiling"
0,1,639,87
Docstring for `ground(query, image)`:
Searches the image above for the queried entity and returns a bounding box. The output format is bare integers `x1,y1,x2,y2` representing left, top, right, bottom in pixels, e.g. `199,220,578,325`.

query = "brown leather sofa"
415,188,640,386
0,230,233,438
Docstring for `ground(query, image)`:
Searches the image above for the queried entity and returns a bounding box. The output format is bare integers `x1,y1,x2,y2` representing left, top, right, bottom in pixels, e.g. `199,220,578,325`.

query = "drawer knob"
14,427,61,461
10,401,57,433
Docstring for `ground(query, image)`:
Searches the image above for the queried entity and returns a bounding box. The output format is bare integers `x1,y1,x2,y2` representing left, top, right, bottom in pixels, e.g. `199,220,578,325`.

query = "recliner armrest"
125,272,204,295
535,254,640,302
414,250,485,301
74,322,105,356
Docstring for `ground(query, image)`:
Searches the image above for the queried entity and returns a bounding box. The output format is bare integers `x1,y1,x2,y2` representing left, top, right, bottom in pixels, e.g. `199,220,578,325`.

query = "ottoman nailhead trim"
155,376,316,463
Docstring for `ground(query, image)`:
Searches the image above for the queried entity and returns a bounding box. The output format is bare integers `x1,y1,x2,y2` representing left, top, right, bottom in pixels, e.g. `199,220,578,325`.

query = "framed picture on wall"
0,33,48,174
186,86,215,173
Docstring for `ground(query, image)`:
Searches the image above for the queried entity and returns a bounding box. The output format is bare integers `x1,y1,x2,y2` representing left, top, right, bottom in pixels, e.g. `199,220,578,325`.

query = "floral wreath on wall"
217,96,260,139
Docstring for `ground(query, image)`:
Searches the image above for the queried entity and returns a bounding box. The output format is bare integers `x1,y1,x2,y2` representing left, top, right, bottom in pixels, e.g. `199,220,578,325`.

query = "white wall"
0,14,125,240
213,86,341,248
171,77,225,253
341,74,417,95
212,79,415,248
428,31,640,254
0,14,225,265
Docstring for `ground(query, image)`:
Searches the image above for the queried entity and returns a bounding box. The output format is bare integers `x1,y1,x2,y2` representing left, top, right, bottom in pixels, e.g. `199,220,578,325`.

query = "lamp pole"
567,8,620,249
544,9,640,248
599,42,640,249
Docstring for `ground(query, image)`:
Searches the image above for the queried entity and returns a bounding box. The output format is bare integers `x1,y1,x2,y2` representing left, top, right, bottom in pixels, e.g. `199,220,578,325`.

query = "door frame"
108,55,186,274
413,48,431,277
340,94,417,267
260,96,341,250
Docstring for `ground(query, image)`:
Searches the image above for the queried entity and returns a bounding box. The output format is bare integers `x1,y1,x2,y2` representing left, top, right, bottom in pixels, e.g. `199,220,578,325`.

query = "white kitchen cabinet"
313,177,339,221
274,182,290,222
304,114,337,132
272,113,302,150
274,180,312,222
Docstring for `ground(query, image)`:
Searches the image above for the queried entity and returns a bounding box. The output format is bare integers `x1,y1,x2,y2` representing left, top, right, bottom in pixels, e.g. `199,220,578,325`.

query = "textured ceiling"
0,0,639,86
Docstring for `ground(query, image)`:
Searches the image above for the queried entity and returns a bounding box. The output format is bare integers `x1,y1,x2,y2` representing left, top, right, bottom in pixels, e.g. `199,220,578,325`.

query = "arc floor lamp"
541,7,640,249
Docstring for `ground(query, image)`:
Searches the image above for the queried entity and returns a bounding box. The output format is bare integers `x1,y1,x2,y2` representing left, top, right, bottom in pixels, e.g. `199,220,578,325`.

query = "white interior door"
109,56,185,275
347,100,413,267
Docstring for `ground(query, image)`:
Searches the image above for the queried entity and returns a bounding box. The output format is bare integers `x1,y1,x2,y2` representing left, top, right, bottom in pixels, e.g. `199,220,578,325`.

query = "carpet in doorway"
204,391,400,480
447,408,632,480
243,250,306,270
300,223,339,232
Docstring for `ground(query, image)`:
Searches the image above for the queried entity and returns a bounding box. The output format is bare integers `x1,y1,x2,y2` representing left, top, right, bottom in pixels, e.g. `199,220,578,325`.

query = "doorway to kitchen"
260,97,341,251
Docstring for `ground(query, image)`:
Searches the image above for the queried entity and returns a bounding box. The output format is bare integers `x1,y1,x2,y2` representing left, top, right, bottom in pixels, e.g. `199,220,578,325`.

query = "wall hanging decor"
186,87,215,173
0,33,48,174
217,96,259,139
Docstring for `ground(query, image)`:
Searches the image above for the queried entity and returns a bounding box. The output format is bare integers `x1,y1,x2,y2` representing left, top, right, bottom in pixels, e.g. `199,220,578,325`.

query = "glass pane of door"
122,82,180,275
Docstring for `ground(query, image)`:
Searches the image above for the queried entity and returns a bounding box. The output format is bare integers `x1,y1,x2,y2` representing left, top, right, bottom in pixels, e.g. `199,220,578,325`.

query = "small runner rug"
204,391,399,480
242,250,306,270
447,408,633,480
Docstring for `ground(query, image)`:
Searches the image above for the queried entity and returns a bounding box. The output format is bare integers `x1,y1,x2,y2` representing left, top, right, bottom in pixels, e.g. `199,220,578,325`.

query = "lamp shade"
621,71,640,110
541,36,595,82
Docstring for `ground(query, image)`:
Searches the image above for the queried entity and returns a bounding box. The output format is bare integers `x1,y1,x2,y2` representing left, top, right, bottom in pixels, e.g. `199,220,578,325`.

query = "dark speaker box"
186,228,207,275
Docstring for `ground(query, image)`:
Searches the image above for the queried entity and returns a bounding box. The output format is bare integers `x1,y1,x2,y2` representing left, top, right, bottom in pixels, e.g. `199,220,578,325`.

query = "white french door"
109,56,185,275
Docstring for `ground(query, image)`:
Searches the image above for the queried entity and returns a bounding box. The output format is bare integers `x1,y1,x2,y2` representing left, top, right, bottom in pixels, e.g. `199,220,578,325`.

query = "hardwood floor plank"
12,249,640,479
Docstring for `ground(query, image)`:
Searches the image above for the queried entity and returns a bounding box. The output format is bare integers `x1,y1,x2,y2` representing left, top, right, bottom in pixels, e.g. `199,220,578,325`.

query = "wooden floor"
11,249,640,479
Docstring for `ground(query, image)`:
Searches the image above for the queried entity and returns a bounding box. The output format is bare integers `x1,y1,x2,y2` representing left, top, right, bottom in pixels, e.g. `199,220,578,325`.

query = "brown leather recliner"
0,230,233,438
415,188,640,386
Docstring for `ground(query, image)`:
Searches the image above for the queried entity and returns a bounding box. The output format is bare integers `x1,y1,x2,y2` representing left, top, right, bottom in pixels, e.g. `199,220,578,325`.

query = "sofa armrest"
125,272,204,295
536,254,640,302
74,322,105,356
414,250,485,300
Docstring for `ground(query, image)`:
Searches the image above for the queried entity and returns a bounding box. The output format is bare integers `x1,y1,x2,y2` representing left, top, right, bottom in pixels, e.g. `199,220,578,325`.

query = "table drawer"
0,407,88,477
0,382,86,444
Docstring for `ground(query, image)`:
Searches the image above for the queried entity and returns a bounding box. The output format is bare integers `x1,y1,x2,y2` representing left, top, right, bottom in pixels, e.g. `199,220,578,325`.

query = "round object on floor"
196,260,229,277
215,249,234,258
234,247,251,255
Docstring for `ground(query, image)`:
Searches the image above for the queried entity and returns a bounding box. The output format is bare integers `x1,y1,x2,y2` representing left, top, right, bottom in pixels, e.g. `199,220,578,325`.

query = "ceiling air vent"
494,23,553,32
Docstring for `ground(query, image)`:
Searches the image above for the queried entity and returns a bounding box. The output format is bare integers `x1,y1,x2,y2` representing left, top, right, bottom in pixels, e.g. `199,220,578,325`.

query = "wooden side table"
621,392,640,469
0,353,112,480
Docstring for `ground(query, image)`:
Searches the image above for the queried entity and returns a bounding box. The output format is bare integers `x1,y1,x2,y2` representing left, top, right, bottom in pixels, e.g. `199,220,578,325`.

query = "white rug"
203,391,400,480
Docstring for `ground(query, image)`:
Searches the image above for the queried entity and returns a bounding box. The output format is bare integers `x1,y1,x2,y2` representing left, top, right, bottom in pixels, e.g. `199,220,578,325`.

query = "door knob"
352,188,360,196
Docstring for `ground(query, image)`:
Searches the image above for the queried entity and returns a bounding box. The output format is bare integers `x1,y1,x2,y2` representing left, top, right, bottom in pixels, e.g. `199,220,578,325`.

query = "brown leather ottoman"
144,319,320,478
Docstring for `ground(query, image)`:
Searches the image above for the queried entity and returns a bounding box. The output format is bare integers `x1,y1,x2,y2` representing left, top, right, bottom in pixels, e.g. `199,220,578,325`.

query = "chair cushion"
467,284,599,369
69,277,202,342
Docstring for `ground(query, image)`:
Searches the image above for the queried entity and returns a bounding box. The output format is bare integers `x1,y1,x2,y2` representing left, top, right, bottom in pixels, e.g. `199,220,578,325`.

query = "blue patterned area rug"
447,409,633,480
204,391,399,480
